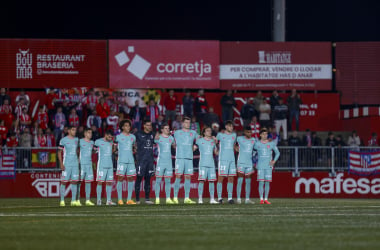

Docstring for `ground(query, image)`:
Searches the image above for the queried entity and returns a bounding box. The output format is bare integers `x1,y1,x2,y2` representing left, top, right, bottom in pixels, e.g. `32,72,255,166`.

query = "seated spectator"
240,97,257,127
34,128,47,147
68,108,80,127
0,99,14,131
249,116,260,139
368,132,378,146
36,105,49,130
288,130,302,146
106,110,119,135
96,97,111,123
14,97,28,119
0,119,8,146
347,130,361,149
203,107,219,127
335,135,347,170
211,123,220,137
0,88,11,106
86,110,101,129
268,126,279,145
259,99,271,129
53,107,67,142
15,89,30,107
45,128,56,147
6,132,18,148
171,114,183,131
19,107,31,132
0,98,13,117
91,125,101,141
325,131,337,147
19,127,33,147
190,116,200,135
99,120,108,138
182,90,194,118
129,100,145,132
154,114,165,132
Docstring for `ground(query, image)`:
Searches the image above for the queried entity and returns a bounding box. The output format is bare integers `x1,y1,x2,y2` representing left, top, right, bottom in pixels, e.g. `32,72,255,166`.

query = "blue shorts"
218,160,236,177
175,159,193,176
198,166,217,181
156,163,173,178
80,164,94,182
61,166,79,182
116,162,136,177
96,168,114,183
257,168,272,182
237,162,254,176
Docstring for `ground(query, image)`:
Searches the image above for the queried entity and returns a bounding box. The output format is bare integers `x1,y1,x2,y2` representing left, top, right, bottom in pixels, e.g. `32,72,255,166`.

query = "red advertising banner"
0,39,108,88
109,40,220,89
220,42,332,90
0,171,378,199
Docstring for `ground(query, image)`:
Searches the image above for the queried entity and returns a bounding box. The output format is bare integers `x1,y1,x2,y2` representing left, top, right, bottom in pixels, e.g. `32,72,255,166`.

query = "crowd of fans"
0,87,378,149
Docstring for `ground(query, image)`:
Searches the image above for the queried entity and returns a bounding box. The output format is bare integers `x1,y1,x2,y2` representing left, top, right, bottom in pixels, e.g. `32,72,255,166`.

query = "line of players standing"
58,116,280,207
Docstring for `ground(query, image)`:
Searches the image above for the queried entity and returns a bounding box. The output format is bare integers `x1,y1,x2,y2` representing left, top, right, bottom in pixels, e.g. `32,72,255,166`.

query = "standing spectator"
368,132,378,146
34,128,47,147
19,127,32,168
347,130,361,150
220,90,236,125
14,97,28,119
61,100,71,122
287,89,302,131
45,127,56,147
164,89,179,124
325,131,337,167
69,88,85,125
240,97,257,127
76,126,85,139
45,88,58,127
153,114,165,132
129,100,145,132
90,125,101,141
36,105,49,130
19,108,31,132
253,91,264,117
269,90,280,113
203,107,220,128
68,108,80,127
6,132,19,148
335,135,347,169
171,114,183,131
0,119,8,146
86,110,101,129
146,99,160,130
195,89,208,125
249,116,260,140
0,99,13,121
53,107,67,142
182,90,194,118
0,88,11,106
15,89,30,107
288,130,302,167
106,110,119,135
273,97,288,140
259,99,271,129
84,88,98,115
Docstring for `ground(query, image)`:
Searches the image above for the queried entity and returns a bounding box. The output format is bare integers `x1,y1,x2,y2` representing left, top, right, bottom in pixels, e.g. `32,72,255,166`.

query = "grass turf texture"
0,198,379,250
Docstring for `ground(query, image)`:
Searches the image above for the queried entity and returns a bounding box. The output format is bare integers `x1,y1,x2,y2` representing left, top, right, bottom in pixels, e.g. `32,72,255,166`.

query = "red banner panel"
335,42,380,105
0,39,108,88
109,40,220,89
220,42,332,90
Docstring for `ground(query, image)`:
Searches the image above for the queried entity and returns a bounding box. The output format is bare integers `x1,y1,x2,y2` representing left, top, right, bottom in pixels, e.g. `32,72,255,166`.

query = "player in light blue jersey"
94,130,116,206
216,120,237,204
154,123,175,204
253,128,280,204
236,126,256,204
58,125,80,207
115,119,137,205
173,116,199,204
195,126,219,204
78,127,95,206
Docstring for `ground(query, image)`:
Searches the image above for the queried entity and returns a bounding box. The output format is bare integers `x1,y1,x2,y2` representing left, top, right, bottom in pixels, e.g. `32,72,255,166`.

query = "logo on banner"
16,49,33,79
115,46,151,80
258,50,292,64
32,177,71,197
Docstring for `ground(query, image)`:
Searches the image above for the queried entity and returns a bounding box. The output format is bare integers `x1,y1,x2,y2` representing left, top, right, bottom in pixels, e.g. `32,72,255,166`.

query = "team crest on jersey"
267,145,270,149
232,137,235,140
190,133,193,137
169,139,172,143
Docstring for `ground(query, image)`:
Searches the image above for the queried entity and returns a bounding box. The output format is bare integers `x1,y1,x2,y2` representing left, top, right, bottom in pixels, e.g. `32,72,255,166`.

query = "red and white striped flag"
0,154,16,179
349,150,380,176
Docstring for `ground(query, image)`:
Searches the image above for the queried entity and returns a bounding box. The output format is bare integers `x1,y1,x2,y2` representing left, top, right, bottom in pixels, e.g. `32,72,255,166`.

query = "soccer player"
78,127,95,206
115,119,137,205
216,120,237,204
154,123,175,204
236,126,256,204
94,130,116,205
58,125,80,207
253,128,280,204
195,126,219,204
134,119,155,204
173,116,199,204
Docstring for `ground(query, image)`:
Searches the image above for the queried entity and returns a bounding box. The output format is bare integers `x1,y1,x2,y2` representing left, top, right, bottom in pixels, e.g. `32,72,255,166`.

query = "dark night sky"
1,1,380,42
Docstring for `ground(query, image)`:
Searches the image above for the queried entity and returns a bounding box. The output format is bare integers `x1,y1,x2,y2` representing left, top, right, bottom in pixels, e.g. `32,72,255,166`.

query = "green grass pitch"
0,198,379,250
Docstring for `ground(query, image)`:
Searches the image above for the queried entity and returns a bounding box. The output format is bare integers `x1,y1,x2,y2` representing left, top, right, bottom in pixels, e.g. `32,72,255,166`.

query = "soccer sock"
60,184,65,201
85,182,91,200
245,178,251,200
165,178,171,199
77,183,81,200
127,181,134,201
174,178,181,198
227,182,233,200
97,184,102,201
264,182,270,200
259,181,264,200
106,184,112,201
71,183,77,202
198,181,204,200
209,182,215,200
117,181,123,201
237,177,243,199
184,178,191,199
217,182,223,200
155,178,162,199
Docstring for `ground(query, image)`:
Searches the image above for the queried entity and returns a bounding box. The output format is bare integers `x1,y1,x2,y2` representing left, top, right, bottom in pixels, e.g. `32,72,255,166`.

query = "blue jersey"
216,132,236,162
174,129,198,159
59,136,79,167
196,137,216,168
94,138,114,169
237,136,256,165
155,135,174,164
115,133,136,163
79,139,94,165
253,140,280,169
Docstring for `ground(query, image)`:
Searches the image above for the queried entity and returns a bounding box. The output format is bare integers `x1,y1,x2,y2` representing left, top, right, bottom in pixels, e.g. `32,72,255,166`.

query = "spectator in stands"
335,135,347,170
164,89,179,124
129,100,145,132
368,132,378,146
240,97,257,127
61,100,72,122
99,120,108,138
273,97,288,141
287,89,302,131
153,114,165,133
288,130,302,167
182,90,195,118
6,131,18,148
86,110,101,129
171,114,182,131
69,88,85,125
14,97,28,119
249,116,260,140
34,128,47,147
45,127,56,147
53,106,67,142
68,108,80,127
106,110,119,135
269,90,280,115
91,124,101,141
195,89,208,125
96,97,110,124
0,119,8,146
211,123,220,137
253,91,264,117
0,88,11,106
204,107,220,128
84,88,98,116
220,90,236,125
325,131,337,167
15,89,30,107
36,105,49,130
302,129,313,166
347,130,361,150
268,126,279,145
30,121,39,137
117,91,129,115
146,99,160,130
259,99,271,129
0,99,13,126
19,107,31,132
190,116,200,135
45,88,58,128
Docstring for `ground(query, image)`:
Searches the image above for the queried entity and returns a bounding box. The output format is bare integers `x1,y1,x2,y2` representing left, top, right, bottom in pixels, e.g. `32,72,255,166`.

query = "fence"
3,146,380,175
